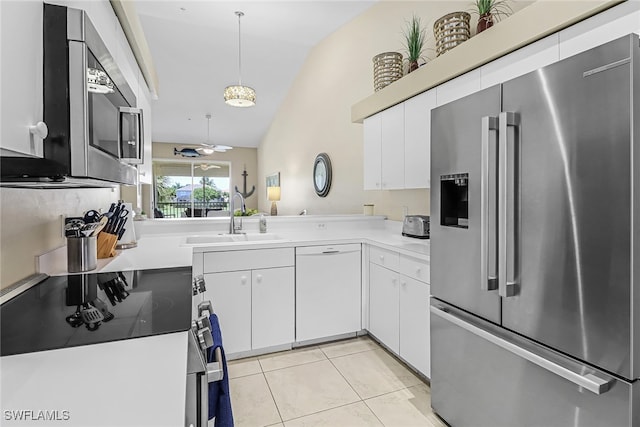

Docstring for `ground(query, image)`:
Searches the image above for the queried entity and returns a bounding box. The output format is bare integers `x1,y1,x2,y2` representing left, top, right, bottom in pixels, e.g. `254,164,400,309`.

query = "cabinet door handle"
240,275,248,285
392,278,397,287
416,267,421,275
379,255,385,262
256,274,263,283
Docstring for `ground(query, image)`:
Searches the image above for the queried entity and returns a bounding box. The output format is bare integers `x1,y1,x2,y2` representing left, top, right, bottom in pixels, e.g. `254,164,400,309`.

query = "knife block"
97,232,118,259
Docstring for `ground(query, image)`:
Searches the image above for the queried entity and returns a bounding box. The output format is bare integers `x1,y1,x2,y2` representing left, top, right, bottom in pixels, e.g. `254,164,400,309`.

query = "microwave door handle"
480,116,499,291
498,112,519,298
117,107,125,159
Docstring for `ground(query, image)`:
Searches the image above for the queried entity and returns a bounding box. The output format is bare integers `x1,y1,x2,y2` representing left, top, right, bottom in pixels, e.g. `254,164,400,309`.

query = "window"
153,160,231,218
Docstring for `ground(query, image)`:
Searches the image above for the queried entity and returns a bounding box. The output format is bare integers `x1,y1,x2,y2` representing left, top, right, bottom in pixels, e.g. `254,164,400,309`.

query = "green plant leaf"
471,0,513,21
402,15,427,63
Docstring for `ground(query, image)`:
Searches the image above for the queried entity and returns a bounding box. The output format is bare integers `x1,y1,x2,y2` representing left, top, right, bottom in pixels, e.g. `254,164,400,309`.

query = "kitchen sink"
185,233,283,245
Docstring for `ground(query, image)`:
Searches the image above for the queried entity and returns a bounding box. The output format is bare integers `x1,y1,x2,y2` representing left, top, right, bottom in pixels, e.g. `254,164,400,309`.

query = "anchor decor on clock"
234,165,255,198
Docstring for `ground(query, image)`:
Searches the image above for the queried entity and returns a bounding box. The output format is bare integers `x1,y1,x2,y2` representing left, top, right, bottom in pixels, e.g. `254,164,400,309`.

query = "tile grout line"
322,346,379,360
276,400,371,425
326,351,367,402
261,371,286,426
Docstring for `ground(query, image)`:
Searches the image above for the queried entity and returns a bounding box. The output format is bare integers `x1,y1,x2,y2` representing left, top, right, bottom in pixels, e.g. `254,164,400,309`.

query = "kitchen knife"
115,217,127,236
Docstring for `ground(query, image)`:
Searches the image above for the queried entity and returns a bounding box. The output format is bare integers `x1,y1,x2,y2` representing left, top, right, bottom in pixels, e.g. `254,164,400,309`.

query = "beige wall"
0,187,119,288
152,142,259,210
258,1,529,220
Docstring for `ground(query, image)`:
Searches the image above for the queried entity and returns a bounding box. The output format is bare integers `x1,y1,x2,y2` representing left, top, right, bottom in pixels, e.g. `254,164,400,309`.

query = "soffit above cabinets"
351,0,623,124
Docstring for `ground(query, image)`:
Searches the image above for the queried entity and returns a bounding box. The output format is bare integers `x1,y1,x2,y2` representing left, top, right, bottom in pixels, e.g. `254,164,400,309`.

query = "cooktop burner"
1,267,193,356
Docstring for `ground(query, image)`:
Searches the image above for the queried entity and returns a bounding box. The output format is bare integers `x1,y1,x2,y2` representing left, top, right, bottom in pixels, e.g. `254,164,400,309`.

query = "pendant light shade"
224,85,256,107
224,11,256,107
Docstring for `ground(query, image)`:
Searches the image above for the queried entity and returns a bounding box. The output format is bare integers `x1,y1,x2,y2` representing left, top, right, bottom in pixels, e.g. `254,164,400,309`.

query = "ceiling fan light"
199,147,215,155
224,85,256,107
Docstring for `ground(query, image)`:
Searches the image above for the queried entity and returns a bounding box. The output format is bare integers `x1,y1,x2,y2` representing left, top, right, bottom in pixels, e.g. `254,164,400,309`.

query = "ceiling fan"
196,114,233,155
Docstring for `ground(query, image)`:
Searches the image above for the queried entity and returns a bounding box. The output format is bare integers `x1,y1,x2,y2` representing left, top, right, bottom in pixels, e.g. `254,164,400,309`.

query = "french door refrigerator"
430,34,640,427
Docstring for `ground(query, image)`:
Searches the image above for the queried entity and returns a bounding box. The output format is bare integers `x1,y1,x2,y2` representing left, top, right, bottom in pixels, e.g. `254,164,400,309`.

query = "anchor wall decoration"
235,165,255,198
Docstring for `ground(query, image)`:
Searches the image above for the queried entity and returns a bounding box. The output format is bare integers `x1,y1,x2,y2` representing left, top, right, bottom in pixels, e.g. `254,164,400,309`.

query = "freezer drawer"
430,300,639,427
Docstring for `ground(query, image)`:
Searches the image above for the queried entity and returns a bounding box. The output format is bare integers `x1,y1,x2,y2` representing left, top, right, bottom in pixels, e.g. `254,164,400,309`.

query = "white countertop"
38,217,429,276
17,216,429,426
0,332,188,427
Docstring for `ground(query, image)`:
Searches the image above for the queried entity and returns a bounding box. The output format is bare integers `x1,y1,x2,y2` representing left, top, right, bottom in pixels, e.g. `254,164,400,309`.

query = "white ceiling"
136,1,375,149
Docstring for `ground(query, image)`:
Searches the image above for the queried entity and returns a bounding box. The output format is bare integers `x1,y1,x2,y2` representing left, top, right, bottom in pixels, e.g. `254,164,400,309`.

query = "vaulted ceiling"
136,1,375,149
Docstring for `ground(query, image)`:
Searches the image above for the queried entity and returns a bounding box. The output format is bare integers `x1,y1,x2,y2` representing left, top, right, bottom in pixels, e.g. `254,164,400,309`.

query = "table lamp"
267,186,281,216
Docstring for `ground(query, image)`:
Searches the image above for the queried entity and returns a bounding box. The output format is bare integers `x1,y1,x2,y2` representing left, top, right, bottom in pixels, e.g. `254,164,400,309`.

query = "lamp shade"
267,186,281,201
224,85,256,107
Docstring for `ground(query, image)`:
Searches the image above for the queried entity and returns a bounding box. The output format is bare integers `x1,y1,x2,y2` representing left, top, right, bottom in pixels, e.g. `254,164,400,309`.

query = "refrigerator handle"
431,304,614,395
480,116,499,291
498,112,519,297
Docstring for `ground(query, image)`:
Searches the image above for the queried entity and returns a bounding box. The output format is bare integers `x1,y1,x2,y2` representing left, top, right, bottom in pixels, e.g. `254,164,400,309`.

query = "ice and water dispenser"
440,173,469,228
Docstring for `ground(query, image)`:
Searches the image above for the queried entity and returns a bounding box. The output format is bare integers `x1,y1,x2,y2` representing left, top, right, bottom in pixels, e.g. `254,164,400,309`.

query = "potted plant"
402,15,427,73
472,0,512,34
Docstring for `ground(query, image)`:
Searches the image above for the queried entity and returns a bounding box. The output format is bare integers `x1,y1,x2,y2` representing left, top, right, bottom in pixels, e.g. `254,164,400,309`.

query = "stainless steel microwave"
42,3,141,185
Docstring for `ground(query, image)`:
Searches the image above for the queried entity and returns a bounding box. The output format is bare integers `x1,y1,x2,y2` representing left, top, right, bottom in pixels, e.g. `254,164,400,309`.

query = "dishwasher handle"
296,244,361,256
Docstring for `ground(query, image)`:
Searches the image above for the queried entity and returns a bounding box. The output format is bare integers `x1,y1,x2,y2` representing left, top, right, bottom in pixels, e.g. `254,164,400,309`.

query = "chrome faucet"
229,191,246,234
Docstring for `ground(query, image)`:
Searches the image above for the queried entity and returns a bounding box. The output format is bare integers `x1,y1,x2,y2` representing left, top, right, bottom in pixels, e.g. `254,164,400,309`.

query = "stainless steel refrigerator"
430,34,640,427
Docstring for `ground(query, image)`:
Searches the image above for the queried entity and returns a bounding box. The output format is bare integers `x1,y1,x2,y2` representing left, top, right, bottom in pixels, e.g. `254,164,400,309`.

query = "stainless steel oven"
187,276,224,427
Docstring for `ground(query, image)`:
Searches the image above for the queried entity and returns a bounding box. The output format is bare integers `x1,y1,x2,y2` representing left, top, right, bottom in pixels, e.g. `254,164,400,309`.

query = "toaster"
402,215,430,239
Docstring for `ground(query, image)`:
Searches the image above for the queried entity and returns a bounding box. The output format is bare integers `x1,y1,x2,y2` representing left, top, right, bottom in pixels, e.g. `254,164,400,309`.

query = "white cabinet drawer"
369,246,400,271
399,254,430,284
204,248,294,273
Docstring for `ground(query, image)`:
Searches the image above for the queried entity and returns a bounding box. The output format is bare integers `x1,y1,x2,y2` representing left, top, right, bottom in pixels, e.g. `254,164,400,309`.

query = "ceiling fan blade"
195,147,214,155
214,145,233,151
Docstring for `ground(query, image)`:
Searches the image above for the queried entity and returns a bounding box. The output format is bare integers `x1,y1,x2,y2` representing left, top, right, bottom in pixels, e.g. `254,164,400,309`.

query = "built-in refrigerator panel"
500,35,633,380
431,85,502,324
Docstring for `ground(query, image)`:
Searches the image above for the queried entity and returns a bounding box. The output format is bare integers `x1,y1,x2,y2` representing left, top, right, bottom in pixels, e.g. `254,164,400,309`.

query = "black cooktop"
1,267,193,356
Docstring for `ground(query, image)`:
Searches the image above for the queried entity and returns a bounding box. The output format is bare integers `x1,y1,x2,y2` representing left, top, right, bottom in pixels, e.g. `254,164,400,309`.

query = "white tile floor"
225,336,447,427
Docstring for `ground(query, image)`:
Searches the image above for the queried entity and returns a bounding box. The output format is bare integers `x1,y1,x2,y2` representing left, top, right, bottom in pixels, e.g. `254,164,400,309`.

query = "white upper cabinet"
1,1,44,156
558,1,640,60
364,102,407,191
480,34,559,89
380,103,405,190
436,69,481,107
404,89,436,189
137,73,153,185
114,19,139,95
363,113,382,190
363,94,435,191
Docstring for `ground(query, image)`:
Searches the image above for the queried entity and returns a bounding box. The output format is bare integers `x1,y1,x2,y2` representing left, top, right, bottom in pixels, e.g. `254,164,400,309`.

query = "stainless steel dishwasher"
295,244,362,342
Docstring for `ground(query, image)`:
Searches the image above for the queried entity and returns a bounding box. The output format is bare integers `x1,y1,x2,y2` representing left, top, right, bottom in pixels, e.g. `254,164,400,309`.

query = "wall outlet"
316,223,326,230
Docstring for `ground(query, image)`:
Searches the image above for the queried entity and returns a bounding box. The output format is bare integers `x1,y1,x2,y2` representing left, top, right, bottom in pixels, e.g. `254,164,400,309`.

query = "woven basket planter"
433,12,471,57
373,52,403,92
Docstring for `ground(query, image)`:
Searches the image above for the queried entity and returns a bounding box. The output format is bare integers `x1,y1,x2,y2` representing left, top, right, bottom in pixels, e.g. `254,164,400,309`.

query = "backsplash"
0,187,119,288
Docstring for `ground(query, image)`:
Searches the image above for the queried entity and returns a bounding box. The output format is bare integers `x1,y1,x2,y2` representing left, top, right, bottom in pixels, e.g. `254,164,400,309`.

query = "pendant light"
224,11,256,107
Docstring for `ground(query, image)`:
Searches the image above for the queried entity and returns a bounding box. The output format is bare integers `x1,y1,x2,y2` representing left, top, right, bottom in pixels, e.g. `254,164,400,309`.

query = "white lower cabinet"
204,270,252,354
369,263,400,354
203,248,295,355
399,275,430,377
368,246,431,377
252,267,295,349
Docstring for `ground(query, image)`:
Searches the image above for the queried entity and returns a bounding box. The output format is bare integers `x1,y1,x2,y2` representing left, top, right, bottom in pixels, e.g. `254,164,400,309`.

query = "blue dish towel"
207,313,234,427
